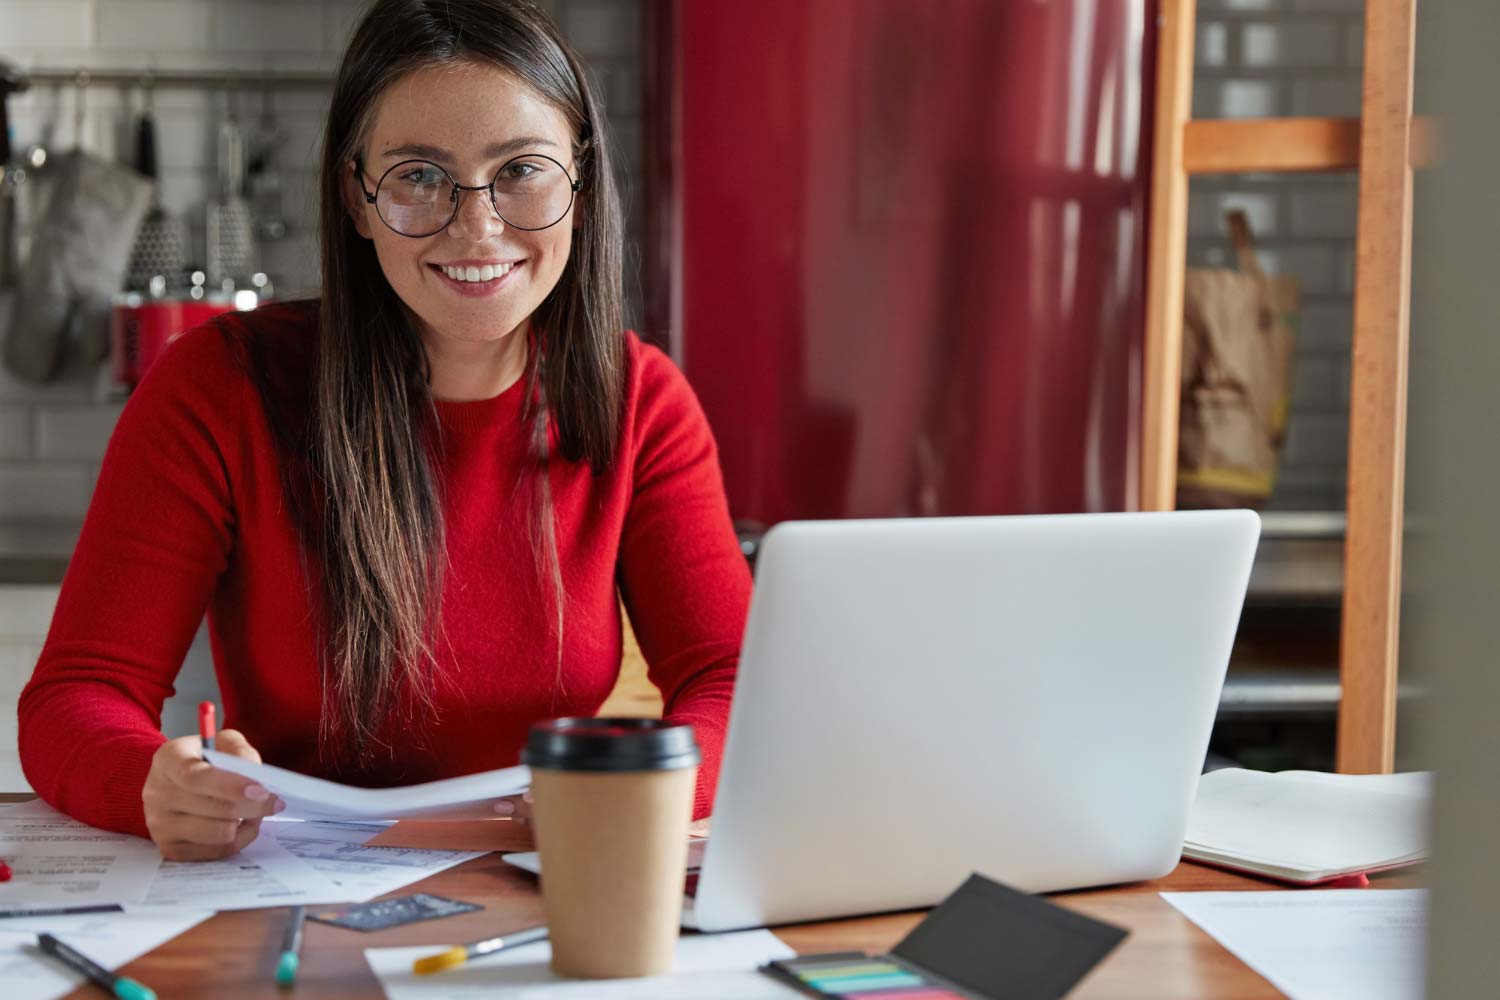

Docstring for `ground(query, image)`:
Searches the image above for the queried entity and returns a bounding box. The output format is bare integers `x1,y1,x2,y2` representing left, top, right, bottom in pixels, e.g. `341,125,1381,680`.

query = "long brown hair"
311,0,625,762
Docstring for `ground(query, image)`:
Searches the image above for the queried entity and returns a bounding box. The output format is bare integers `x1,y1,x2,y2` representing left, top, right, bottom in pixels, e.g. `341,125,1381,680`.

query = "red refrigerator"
645,0,1158,525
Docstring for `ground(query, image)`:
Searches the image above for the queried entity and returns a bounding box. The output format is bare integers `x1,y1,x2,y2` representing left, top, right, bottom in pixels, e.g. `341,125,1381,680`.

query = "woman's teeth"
441,262,517,282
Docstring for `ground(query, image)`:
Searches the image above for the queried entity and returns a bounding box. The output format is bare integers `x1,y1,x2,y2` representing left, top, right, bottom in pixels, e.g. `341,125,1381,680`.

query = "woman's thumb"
215,728,263,764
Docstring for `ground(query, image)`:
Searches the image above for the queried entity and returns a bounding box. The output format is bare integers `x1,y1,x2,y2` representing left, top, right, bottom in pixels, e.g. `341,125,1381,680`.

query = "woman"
17,0,750,861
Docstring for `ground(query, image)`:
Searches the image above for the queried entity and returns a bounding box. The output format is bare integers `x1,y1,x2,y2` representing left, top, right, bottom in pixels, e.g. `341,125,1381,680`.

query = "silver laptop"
506,510,1260,932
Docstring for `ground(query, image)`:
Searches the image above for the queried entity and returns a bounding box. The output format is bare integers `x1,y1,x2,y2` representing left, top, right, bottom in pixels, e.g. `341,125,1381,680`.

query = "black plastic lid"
523,717,701,772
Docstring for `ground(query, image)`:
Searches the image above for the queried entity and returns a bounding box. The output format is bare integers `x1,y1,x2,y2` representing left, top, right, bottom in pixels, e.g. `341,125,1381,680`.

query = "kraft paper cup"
523,718,700,979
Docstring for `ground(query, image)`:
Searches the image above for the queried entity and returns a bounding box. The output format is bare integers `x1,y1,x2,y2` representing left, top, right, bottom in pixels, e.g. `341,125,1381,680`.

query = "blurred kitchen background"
0,0,645,787
0,0,1374,789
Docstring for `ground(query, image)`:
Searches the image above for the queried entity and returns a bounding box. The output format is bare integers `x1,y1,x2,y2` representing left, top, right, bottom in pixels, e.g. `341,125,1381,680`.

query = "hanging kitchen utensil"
4,74,153,381
206,87,256,286
247,81,287,241
0,60,29,289
125,79,184,292
23,80,61,174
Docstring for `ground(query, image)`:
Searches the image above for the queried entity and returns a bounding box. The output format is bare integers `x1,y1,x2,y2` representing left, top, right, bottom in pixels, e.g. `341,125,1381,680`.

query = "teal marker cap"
113,978,156,1000
276,952,299,988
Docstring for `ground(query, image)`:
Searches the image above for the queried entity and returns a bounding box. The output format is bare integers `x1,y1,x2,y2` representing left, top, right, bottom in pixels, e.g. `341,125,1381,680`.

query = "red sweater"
18,300,750,836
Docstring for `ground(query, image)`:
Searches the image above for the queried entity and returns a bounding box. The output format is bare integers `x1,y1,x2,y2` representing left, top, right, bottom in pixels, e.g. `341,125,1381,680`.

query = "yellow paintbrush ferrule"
412,946,469,975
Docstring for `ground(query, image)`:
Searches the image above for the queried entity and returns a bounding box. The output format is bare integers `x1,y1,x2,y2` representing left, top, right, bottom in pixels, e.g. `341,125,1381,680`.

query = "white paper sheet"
0,908,212,1000
203,750,531,821
127,832,353,911
365,929,800,999
1162,889,1428,1000
266,819,485,901
0,802,163,910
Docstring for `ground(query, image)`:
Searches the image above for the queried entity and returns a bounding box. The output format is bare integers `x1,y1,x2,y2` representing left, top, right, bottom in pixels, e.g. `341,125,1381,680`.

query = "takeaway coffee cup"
523,718,700,979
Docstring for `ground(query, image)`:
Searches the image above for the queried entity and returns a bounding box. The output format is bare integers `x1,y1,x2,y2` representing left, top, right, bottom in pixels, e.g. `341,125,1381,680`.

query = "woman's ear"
341,161,375,240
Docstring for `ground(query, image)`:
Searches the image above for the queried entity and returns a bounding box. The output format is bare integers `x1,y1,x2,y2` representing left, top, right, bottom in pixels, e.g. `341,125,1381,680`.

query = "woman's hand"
493,789,534,823
141,729,284,861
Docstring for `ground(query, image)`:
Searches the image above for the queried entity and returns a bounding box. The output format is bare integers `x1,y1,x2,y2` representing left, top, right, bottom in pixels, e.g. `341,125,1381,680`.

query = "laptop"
505,510,1260,932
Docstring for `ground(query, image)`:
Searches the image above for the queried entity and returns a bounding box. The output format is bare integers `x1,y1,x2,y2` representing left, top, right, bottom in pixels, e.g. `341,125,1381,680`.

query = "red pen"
199,701,217,756
0,859,12,882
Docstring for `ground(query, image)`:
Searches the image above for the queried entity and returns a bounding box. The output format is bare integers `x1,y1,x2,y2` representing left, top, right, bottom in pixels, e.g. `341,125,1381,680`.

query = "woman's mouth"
428,260,525,297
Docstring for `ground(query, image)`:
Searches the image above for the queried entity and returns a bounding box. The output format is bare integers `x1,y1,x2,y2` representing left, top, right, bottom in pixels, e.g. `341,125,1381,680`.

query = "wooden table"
10,790,1412,999
91,859,1421,999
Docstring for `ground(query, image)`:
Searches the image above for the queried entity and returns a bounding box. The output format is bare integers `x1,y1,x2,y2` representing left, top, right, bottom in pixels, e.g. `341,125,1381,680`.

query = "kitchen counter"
1,510,1348,591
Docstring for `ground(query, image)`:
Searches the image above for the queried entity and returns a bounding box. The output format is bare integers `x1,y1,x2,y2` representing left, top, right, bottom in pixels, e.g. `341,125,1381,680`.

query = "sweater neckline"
431,375,528,432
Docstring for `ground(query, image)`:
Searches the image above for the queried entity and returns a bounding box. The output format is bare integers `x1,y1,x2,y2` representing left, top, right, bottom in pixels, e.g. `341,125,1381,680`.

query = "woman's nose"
446,187,506,241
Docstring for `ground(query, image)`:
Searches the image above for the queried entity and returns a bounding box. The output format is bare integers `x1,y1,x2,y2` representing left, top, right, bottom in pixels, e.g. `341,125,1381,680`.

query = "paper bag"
1177,211,1299,509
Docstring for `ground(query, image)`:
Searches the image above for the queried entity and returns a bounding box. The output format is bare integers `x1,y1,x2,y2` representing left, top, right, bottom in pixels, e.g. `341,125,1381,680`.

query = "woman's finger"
170,760,280,815
229,816,264,855
163,813,243,848
156,788,284,822
493,792,531,821
215,729,263,764
160,840,234,863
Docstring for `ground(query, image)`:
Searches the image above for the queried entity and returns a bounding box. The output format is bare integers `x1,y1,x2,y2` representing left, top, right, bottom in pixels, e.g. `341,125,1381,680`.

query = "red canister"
110,295,240,387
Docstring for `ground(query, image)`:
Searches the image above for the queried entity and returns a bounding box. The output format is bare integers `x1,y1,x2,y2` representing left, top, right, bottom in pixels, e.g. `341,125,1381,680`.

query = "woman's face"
346,61,578,351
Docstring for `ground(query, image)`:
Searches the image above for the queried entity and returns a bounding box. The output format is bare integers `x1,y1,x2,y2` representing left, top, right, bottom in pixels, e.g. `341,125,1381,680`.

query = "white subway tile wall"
1189,0,1362,510
0,0,644,522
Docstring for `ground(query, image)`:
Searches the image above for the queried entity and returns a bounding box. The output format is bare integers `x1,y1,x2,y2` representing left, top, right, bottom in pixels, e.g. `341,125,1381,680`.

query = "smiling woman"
343,61,587,397
16,0,749,863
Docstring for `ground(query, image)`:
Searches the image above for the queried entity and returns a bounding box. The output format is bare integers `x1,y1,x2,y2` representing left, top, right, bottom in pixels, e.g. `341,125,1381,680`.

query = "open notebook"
1183,768,1431,884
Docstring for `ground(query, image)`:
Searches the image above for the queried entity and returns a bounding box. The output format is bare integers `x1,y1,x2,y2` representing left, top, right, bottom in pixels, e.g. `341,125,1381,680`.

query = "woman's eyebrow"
381,136,558,160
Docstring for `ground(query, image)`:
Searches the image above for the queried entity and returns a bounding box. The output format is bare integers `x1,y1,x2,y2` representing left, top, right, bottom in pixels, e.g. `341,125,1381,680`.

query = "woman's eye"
503,162,540,180
401,166,445,186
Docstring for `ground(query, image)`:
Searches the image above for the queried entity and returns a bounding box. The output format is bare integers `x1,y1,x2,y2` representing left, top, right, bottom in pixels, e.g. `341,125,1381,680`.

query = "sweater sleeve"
17,324,242,837
616,339,751,820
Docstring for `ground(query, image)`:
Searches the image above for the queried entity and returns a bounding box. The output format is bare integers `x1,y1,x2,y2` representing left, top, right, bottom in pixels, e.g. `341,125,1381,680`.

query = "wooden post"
1140,0,1196,512
1337,0,1417,774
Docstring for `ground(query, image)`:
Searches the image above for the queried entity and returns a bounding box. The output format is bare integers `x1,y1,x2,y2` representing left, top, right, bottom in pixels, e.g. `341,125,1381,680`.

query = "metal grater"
125,100,185,291
206,101,257,285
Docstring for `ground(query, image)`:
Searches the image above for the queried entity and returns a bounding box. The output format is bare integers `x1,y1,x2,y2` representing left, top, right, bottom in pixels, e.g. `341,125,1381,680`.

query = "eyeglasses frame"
354,152,583,238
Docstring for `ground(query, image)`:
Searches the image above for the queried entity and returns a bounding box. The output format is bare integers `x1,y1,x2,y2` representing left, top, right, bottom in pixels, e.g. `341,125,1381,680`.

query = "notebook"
1183,768,1431,884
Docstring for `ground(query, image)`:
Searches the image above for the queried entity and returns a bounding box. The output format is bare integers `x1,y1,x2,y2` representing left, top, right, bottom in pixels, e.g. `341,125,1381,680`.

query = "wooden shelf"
1144,0,1418,773
1183,116,1435,175
1185,117,1360,174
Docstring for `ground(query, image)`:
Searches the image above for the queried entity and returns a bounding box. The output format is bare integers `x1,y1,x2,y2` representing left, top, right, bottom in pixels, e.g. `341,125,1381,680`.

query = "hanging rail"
17,68,333,90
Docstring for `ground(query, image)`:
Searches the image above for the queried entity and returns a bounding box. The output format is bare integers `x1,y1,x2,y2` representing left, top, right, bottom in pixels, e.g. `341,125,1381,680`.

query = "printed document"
130,833,352,911
0,908,211,1000
0,801,162,910
204,750,530,821
266,819,484,901
365,928,800,998
1162,889,1427,1000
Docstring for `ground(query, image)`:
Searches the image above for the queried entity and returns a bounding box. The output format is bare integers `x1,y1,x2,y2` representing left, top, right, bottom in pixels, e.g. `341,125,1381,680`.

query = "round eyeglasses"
355,154,582,238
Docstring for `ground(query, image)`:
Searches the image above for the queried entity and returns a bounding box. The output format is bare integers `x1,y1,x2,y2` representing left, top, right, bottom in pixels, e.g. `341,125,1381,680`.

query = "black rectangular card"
889,873,1129,1000
308,893,482,931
